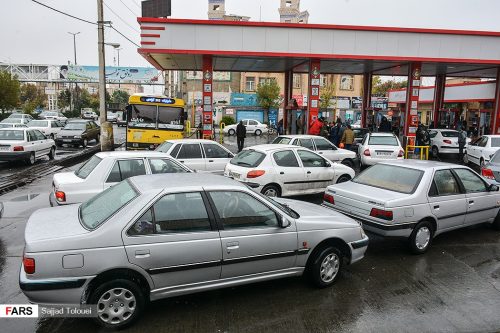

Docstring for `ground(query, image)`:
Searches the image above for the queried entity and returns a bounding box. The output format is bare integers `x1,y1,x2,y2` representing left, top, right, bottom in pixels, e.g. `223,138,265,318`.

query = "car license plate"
377,151,392,156
229,171,240,179
63,139,72,143
0,147,9,151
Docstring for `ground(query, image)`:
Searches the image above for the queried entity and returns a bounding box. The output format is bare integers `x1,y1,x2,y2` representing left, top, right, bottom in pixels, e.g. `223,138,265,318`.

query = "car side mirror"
488,184,499,192
280,216,291,228
228,153,234,158
325,161,331,167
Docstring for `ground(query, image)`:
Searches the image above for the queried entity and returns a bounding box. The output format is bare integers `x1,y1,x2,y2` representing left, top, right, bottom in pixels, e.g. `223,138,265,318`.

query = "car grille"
61,136,74,139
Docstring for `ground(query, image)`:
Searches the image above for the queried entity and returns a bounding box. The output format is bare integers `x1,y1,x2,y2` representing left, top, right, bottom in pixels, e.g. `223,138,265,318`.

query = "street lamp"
68,32,80,65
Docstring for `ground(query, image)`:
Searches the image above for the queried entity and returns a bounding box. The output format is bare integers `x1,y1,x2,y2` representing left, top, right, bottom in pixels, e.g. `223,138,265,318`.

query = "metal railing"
184,120,191,138
219,122,225,144
405,145,430,160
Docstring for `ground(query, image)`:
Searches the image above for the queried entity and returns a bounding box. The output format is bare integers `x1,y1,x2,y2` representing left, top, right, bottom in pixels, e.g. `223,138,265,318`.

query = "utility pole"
97,0,113,151
68,32,80,65
68,32,80,116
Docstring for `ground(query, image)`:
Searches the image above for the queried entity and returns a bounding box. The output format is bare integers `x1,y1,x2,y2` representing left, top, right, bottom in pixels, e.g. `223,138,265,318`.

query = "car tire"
308,246,343,288
26,152,35,166
96,134,100,143
228,129,235,136
48,147,55,160
255,129,262,136
82,138,88,148
261,184,281,197
341,159,354,168
89,279,145,330
431,146,439,159
408,220,434,254
336,174,351,184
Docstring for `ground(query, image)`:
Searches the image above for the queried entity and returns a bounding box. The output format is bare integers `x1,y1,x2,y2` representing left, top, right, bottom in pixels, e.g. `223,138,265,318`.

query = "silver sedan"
20,173,368,329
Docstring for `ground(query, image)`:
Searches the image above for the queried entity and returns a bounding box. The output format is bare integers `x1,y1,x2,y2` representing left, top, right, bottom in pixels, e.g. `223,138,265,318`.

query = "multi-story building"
278,0,309,23
207,0,250,21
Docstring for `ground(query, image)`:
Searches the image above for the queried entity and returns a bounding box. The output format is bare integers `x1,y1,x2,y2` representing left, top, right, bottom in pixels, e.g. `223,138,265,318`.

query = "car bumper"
348,236,369,264
361,156,403,166
438,146,459,154
0,151,31,161
56,138,83,145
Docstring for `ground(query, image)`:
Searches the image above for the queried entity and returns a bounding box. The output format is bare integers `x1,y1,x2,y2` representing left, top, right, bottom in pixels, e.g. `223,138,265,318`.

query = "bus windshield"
128,104,183,130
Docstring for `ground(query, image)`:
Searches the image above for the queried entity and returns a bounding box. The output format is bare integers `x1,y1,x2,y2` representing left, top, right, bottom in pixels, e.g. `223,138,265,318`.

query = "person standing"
296,115,304,134
341,124,355,150
378,116,392,133
196,122,203,139
236,120,246,152
309,117,323,136
458,125,467,163
329,121,342,145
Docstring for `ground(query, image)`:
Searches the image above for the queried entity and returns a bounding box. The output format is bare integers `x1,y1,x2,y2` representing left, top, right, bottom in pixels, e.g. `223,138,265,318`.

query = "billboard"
186,71,231,81
61,66,160,83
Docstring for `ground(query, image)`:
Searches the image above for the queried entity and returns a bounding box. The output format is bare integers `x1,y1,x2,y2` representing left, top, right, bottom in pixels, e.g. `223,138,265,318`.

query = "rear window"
441,131,458,138
272,137,292,145
28,121,49,127
491,138,500,147
155,141,174,153
75,155,102,179
230,150,266,168
368,135,399,146
491,151,500,163
353,164,423,194
0,130,24,140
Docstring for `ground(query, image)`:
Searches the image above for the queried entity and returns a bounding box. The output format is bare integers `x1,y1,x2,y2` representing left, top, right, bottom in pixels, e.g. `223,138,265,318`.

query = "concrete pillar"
362,72,373,128
307,59,321,133
404,62,423,140
202,55,213,139
433,74,446,128
493,68,500,134
284,70,292,134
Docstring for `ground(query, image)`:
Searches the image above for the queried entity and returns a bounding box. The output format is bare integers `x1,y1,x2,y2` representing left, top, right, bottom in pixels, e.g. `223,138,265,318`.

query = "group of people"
309,117,355,150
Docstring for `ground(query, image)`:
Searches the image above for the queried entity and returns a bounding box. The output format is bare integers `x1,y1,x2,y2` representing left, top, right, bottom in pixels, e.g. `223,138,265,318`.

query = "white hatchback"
0,128,56,165
429,129,471,158
50,151,191,206
358,132,404,167
224,119,269,136
27,119,65,139
465,135,500,166
224,144,355,197
156,139,234,173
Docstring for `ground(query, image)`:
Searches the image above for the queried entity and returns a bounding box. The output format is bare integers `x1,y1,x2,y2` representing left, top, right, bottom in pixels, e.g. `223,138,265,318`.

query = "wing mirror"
325,162,332,167
488,184,499,192
228,153,234,158
280,216,291,228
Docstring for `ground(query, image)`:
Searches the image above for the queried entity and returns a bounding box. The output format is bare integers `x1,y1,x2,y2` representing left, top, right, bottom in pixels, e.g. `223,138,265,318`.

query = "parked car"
481,150,500,183
352,128,370,152
464,135,500,166
323,160,500,254
1,118,25,125
272,135,357,168
82,110,98,120
0,123,27,129
358,132,404,167
156,139,234,173
428,129,471,158
50,151,191,206
39,111,68,123
27,120,65,139
7,113,34,124
0,128,56,165
21,173,368,328
224,119,269,136
224,144,355,197
55,120,100,148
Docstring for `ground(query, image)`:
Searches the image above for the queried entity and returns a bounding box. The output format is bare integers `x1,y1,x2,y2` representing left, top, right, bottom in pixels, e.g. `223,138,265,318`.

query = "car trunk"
366,145,400,159
224,163,254,183
53,172,85,190
0,139,26,152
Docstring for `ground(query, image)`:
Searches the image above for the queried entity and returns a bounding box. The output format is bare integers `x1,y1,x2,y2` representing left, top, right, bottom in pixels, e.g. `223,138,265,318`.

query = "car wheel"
89,279,145,329
261,184,281,197
255,129,262,136
96,134,100,143
336,175,351,184
463,153,469,164
25,152,36,166
48,147,55,160
308,246,343,288
408,220,434,254
228,129,235,136
341,159,354,168
431,146,439,159
82,138,88,148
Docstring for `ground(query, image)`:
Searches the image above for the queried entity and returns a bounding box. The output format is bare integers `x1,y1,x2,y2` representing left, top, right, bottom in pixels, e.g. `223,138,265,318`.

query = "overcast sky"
1,0,499,68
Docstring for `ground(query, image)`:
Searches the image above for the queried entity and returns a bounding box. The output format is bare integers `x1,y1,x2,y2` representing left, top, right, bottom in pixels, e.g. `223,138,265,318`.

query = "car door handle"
469,200,474,205
280,171,285,175
307,171,311,174
208,160,214,162
433,205,440,209
226,241,239,253
152,135,160,138
135,249,150,258
180,161,185,163
318,152,323,154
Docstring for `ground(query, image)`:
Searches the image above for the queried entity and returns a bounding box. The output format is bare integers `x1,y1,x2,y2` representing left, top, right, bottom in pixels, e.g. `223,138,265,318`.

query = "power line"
109,25,140,47
118,0,139,17
31,0,97,25
103,1,140,33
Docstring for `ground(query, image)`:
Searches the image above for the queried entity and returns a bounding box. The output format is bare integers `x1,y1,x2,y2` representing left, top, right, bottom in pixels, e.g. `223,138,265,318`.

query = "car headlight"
73,135,81,139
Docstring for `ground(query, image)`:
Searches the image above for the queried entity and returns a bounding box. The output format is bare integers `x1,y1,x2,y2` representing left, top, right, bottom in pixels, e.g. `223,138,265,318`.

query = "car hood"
274,198,360,230
59,129,84,135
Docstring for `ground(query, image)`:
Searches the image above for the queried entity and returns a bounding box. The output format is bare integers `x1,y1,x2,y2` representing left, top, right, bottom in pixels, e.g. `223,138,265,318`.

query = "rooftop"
129,173,244,193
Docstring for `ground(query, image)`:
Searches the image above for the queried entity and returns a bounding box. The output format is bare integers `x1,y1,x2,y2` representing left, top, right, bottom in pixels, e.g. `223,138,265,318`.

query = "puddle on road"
9,193,40,202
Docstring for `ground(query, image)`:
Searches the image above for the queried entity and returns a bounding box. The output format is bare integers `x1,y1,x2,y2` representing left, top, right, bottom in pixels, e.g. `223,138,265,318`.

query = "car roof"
129,173,245,193
368,132,396,136
431,129,457,132
165,139,223,144
277,135,323,139
246,144,302,152
483,135,500,138
378,159,462,171
94,151,175,159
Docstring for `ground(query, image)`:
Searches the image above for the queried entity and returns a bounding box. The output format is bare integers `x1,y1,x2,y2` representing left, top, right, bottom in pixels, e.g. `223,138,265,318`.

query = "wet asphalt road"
0,134,499,333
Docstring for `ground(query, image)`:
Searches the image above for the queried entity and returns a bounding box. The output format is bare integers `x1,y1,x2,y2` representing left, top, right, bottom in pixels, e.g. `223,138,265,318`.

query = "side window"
86,123,92,131
106,159,147,183
27,131,36,142
169,144,181,158
248,120,258,126
210,191,278,229
177,144,202,159
148,159,187,174
362,134,368,145
128,208,155,236
34,130,46,140
297,138,315,150
454,168,488,193
430,170,461,196
273,150,300,167
313,138,335,150
203,144,231,159
298,150,327,168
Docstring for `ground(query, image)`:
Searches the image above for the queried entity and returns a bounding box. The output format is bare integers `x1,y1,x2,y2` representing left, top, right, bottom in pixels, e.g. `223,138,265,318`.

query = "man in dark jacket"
236,120,246,152
379,117,392,133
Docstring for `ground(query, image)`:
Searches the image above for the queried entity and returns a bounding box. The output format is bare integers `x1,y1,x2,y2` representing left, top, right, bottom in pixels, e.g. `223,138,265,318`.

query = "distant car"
351,120,362,129
27,120,65,139
82,110,98,120
428,129,471,158
39,111,68,124
156,139,234,173
22,173,368,329
7,113,33,124
323,160,500,254
464,135,500,167
107,111,118,123
352,128,370,152
272,135,357,168
224,144,355,197
55,120,100,148
224,119,269,136
1,118,25,125
0,128,56,165
358,132,404,167
0,123,27,129
50,151,191,206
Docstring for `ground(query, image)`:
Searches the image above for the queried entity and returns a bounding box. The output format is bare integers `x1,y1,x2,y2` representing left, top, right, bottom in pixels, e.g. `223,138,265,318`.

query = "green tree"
20,84,46,114
58,88,71,110
372,76,407,97
111,90,130,105
0,70,20,114
256,79,281,121
320,83,336,110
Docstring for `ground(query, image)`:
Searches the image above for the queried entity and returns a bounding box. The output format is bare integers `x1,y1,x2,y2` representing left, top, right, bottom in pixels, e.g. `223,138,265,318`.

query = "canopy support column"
307,59,321,133
362,72,372,128
433,74,446,128
404,62,422,145
493,68,500,134
202,55,213,139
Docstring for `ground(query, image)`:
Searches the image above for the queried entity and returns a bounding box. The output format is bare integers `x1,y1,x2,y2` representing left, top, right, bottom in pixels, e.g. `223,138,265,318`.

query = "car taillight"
23,256,35,274
481,167,495,180
55,190,66,202
323,193,334,204
370,208,393,221
13,146,24,151
443,139,452,144
247,170,265,178
363,149,371,156
398,150,404,157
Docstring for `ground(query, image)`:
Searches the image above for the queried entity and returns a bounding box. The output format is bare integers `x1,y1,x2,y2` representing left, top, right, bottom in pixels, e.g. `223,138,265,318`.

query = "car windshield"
441,131,458,137
75,155,102,179
272,137,292,144
491,138,500,147
230,150,266,167
0,130,24,140
64,123,86,130
256,192,300,219
45,112,57,116
353,164,423,194
80,180,138,230
155,141,173,153
368,135,399,146
9,114,22,119
28,120,48,127
2,119,21,124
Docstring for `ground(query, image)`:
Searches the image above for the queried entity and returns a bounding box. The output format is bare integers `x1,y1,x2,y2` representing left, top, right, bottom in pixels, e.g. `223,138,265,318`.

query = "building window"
213,5,220,11
320,75,328,87
340,75,354,90
293,74,301,89
259,78,274,86
246,77,255,91
286,0,292,7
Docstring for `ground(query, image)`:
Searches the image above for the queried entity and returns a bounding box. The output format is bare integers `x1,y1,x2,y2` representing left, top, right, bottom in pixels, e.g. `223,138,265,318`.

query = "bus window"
129,105,156,128
158,106,184,130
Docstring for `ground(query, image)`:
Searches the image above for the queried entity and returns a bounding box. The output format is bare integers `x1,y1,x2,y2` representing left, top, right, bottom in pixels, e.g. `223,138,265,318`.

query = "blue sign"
237,110,264,123
230,93,258,107
268,108,278,127
140,97,176,104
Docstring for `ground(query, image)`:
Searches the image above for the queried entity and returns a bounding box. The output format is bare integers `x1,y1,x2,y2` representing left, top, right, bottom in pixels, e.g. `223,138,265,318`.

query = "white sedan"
50,151,191,206
465,135,500,166
429,129,471,158
156,139,234,173
224,144,355,197
27,120,65,139
358,132,404,167
272,135,357,168
0,128,55,165
40,111,68,123
224,119,269,136
7,113,34,124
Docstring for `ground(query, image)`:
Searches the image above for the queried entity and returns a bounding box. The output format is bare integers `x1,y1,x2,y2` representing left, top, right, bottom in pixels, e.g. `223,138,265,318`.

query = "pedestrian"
378,116,392,133
296,115,304,134
471,129,480,144
277,118,284,135
309,117,323,136
329,121,342,145
341,124,355,150
236,120,246,152
196,122,203,139
458,125,467,163
321,119,330,138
